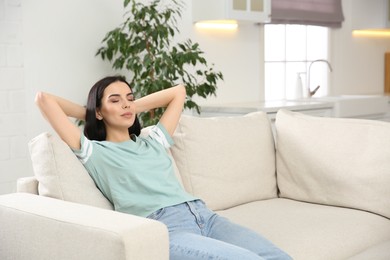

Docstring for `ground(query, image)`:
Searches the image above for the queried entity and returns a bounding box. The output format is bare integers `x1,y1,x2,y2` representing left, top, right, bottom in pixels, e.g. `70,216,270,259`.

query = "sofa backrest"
170,111,278,211
275,109,390,219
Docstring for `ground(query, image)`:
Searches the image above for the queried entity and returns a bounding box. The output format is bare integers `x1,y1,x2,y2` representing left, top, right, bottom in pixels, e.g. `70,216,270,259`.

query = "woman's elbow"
176,84,186,98
35,91,51,109
35,91,45,106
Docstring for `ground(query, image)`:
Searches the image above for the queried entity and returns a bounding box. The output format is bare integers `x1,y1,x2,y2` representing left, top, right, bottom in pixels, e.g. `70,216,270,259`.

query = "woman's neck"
105,128,131,143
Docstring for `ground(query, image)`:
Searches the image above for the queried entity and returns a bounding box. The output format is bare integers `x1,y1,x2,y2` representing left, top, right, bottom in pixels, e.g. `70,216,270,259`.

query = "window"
264,24,329,100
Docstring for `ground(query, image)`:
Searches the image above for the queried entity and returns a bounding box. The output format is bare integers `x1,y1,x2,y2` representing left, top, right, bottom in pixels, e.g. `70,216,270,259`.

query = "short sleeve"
149,123,174,148
72,134,93,164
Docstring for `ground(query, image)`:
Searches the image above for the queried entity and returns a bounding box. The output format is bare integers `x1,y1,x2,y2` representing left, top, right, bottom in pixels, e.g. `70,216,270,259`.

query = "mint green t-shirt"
73,123,197,217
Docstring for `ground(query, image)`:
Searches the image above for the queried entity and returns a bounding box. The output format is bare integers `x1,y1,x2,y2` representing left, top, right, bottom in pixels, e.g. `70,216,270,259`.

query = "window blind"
271,0,344,28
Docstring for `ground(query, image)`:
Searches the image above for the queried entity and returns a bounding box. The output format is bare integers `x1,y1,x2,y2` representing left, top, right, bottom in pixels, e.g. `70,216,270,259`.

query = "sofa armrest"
0,193,169,260
17,176,39,194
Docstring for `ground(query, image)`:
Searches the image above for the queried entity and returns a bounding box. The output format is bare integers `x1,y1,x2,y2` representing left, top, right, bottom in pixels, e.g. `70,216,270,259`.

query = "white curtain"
271,0,344,28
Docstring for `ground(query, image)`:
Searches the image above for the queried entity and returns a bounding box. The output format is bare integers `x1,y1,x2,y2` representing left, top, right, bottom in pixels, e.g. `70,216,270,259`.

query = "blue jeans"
147,200,292,260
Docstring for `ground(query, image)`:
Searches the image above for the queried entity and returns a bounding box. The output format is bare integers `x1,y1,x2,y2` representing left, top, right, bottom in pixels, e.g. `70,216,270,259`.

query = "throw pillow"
28,132,113,210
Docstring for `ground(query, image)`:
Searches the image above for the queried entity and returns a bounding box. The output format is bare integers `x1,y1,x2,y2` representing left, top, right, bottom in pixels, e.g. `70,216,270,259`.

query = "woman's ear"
96,110,103,120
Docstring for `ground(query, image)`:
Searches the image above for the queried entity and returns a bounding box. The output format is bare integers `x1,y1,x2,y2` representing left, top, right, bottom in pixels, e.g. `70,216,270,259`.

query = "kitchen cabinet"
192,0,271,24
351,0,390,31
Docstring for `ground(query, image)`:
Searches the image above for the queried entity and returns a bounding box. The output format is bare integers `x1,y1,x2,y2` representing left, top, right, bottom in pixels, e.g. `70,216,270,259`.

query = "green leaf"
124,0,131,8
95,0,223,126
106,49,113,61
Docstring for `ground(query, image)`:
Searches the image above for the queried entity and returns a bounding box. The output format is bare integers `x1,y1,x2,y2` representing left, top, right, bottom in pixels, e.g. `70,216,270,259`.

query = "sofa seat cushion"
28,132,113,209
348,240,390,260
217,198,390,260
171,112,277,211
275,109,390,219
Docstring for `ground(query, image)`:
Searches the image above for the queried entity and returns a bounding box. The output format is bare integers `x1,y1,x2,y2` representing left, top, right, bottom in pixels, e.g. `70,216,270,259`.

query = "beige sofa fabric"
28,132,113,209
9,111,390,260
275,109,390,219
217,198,390,260
348,240,390,260
16,176,38,194
171,112,278,211
0,193,169,260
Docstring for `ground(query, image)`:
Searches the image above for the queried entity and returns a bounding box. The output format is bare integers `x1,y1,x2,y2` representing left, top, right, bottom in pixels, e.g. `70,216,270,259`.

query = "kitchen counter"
198,95,390,121
201,100,332,114
199,99,334,119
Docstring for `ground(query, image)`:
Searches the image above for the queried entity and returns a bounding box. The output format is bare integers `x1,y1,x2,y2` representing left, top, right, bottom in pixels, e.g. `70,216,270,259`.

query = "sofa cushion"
217,198,390,260
348,240,390,260
28,132,113,209
275,109,390,219
171,112,277,211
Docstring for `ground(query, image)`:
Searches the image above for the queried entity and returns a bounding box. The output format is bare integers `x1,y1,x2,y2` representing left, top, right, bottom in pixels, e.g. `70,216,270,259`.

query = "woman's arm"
35,92,85,150
134,84,186,136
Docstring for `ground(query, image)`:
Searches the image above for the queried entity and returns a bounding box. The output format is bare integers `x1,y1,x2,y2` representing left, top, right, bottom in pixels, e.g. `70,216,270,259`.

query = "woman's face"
96,81,136,129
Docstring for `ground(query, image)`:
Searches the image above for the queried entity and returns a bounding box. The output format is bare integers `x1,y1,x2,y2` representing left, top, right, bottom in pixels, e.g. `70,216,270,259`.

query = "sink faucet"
307,59,333,97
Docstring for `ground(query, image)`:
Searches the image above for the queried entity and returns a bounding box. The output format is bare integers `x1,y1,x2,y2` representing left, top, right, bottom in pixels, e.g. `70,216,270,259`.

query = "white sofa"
1,109,390,260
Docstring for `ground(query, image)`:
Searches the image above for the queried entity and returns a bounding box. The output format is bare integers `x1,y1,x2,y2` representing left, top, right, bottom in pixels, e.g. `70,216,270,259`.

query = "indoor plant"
96,0,224,126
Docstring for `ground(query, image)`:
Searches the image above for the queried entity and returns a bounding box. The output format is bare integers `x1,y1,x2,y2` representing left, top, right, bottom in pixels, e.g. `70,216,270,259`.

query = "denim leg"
147,200,292,260
206,214,292,260
189,200,292,260
169,232,265,260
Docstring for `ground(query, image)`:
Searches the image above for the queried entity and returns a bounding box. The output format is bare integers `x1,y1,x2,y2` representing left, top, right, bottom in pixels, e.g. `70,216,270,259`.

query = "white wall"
330,0,390,95
0,0,29,194
188,24,264,104
23,0,125,137
0,0,389,194
148,1,265,104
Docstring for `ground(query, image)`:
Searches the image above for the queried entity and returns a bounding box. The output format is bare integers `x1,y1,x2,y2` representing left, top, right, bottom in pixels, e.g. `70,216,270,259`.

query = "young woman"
36,76,292,260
